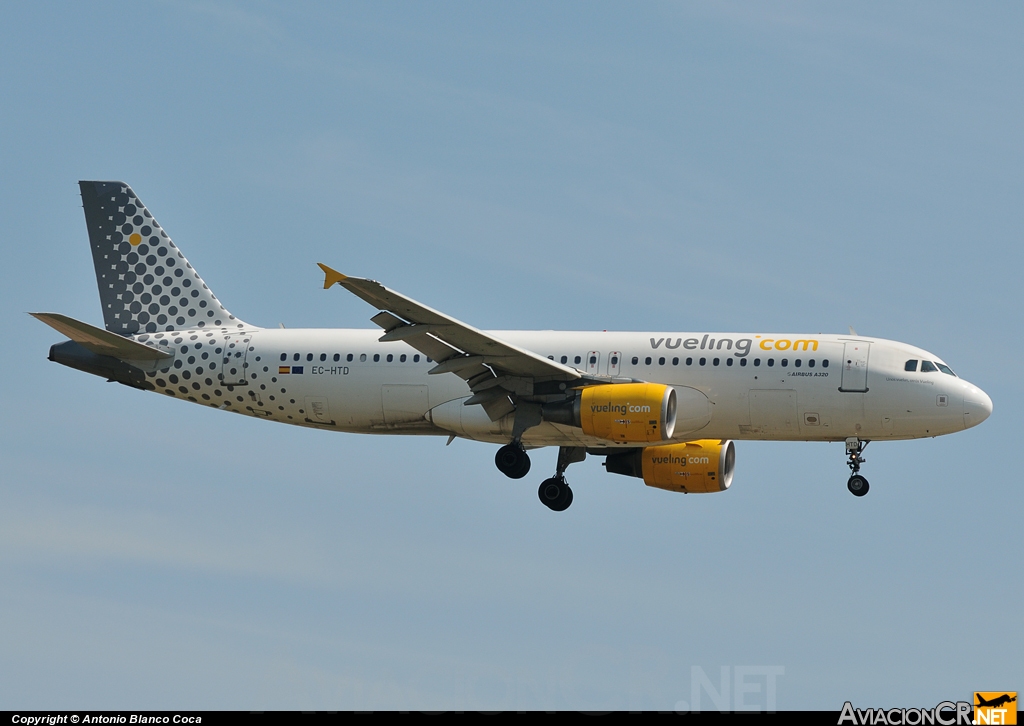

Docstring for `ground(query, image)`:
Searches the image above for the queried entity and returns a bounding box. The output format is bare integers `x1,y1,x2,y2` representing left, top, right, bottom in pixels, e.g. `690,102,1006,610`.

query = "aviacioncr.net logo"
839,701,972,725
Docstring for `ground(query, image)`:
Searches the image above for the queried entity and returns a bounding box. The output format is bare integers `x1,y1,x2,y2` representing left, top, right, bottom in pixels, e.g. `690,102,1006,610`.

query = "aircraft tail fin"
78,181,247,335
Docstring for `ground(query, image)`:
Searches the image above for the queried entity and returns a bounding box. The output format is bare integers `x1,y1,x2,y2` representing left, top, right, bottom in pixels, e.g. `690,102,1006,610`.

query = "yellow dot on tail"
129,233,142,246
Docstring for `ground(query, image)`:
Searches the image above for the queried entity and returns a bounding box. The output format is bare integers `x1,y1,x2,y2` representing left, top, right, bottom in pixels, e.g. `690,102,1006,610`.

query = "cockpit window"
920,360,938,373
936,363,957,377
904,360,918,372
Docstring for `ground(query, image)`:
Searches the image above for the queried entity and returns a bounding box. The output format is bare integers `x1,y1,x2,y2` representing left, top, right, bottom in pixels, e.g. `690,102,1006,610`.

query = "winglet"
317,263,347,289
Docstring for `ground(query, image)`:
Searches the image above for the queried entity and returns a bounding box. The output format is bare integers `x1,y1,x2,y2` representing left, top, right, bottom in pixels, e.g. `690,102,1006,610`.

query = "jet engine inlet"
542,383,677,443
606,439,735,493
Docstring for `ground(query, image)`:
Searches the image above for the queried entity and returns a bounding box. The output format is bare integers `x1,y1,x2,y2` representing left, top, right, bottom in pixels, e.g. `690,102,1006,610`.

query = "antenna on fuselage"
848,325,858,336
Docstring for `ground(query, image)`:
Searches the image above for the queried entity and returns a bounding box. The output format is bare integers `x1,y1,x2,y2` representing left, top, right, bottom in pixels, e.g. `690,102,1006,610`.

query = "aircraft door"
607,351,621,376
586,351,600,376
839,341,870,392
220,333,253,386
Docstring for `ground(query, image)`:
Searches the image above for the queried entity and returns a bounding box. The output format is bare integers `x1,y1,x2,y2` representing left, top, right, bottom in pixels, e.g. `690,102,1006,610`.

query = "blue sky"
1,1,1020,710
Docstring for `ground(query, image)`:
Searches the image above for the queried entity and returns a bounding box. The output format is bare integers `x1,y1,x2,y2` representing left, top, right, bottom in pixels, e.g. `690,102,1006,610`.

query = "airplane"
32,181,993,511
976,694,1016,709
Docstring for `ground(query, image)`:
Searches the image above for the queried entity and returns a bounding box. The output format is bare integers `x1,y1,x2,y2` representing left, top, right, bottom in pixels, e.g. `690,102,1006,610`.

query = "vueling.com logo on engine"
590,403,651,414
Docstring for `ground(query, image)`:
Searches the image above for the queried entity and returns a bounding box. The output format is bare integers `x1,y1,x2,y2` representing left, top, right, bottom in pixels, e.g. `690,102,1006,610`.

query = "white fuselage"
136,327,990,449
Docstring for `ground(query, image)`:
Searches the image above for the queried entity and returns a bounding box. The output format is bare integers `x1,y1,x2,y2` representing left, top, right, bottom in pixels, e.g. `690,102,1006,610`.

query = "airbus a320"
34,182,993,511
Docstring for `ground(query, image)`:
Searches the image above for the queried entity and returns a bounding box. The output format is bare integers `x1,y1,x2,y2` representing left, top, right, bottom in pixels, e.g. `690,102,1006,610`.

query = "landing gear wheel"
495,443,531,479
847,475,870,497
538,477,573,511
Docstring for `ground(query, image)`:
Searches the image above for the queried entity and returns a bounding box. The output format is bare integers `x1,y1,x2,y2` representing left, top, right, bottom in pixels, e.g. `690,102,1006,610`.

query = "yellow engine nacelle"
578,383,677,443
605,439,735,493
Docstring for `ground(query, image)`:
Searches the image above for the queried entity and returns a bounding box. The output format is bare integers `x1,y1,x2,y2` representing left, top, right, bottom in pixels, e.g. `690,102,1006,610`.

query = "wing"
318,264,585,420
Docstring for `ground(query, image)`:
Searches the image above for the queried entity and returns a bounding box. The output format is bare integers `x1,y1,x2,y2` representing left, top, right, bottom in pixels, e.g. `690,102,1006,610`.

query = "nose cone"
963,386,993,429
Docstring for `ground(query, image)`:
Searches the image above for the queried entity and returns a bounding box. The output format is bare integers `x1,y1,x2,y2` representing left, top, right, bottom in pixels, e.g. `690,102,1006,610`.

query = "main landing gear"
845,437,870,497
495,442,531,479
494,443,585,511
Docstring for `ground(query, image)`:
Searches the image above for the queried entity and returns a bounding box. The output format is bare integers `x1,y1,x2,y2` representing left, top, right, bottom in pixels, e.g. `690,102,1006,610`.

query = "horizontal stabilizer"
31,313,173,368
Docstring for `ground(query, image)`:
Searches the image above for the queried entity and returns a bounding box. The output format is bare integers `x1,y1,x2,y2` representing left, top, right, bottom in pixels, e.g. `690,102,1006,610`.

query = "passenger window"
740,358,747,367
547,356,554,360
768,359,775,367
293,353,300,362
280,353,287,361
590,355,597,365
781,359,788,367
726,358,733,366
333,353,340,362
359,353,367,362
575,356,582,364
645,357,652,365
699,357,706,366
920,361,938,373
306,353,313,362
905,360,918,372
672,357,678,365
400,354,407,362
320,353,327,361
713,358,720,366
413,355,420,362
632,356,639,365
373,353,380,362
347,353,354,362
386,354,393,362
936,363,956,376
611,355,619,365
808,359,815,368
686,357,693,365
794,359,801,368
822,360,829,368
560,355,567,364
658,357,665,365
754,359,761,367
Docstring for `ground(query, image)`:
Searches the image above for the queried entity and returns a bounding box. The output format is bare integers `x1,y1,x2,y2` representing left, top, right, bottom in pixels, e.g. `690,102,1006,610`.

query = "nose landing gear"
845,437,870,497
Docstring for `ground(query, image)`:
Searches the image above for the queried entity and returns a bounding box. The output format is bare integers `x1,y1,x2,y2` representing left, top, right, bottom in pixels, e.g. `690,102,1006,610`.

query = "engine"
605,439,735,493
543,382,677,443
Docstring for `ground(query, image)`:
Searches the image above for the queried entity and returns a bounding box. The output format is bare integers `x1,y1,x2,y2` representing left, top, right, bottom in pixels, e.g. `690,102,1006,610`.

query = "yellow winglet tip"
317,263,347,289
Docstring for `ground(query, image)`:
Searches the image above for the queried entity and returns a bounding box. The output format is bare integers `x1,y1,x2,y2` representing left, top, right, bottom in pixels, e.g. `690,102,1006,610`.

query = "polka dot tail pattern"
79,181,247,335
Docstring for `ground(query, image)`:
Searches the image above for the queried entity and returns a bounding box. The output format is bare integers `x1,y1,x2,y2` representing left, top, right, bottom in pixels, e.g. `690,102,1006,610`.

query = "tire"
847,475,870,497
539,478,573,511
495,444,530,479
